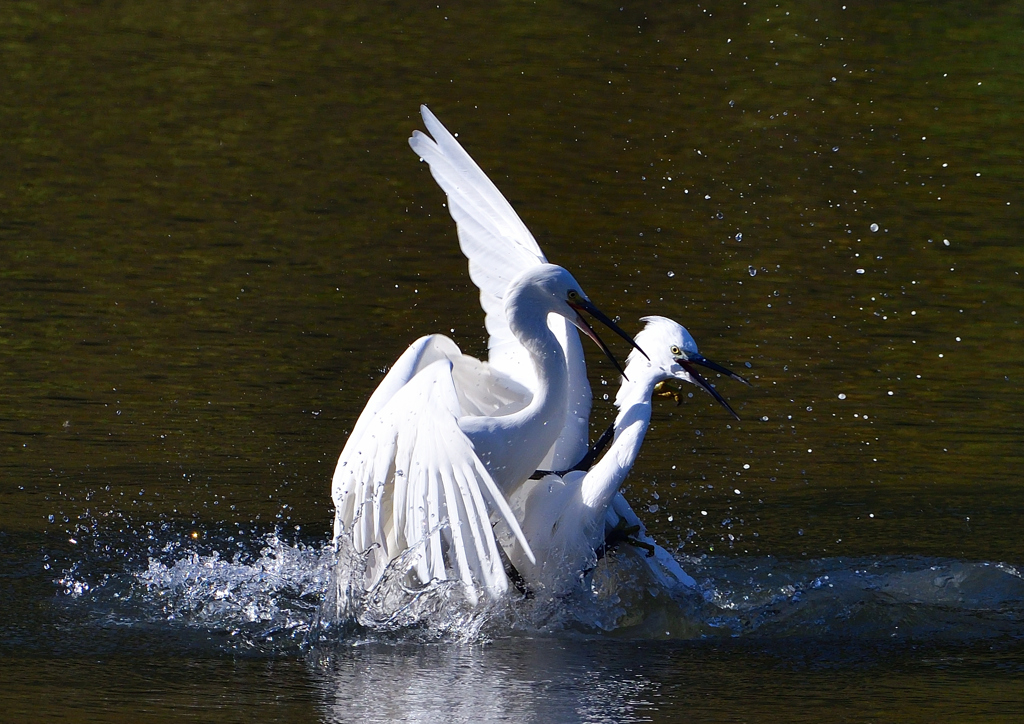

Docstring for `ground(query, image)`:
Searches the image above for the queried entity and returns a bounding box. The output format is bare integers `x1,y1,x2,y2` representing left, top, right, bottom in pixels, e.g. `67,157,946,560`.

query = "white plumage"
408,105,594,470
504,316,748,597
332,108,642,604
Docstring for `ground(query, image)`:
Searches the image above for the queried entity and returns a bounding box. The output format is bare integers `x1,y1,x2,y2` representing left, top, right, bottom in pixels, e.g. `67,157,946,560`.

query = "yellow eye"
670,345,682,355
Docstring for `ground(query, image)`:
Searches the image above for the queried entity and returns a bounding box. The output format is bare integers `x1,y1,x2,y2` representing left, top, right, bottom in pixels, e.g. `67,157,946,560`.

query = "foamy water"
50,525,1024,651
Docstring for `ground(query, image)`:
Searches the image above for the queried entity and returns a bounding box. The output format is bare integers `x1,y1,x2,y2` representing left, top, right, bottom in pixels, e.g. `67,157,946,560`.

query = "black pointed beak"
689,354,751,387
678,354,749,421
568,298,648,380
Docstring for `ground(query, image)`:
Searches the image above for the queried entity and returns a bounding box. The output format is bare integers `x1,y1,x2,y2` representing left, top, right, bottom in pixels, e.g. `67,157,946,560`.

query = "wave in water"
50,525,1024,650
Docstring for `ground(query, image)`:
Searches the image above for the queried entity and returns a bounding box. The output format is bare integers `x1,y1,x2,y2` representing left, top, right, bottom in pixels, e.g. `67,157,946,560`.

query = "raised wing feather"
331,358,535,603
415,105,544,257
409,106,543,374
409,105,591,468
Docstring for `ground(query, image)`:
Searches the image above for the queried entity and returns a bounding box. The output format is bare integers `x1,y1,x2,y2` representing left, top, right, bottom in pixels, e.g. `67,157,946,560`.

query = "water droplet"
648,504,660,514
856,268,865,274
943,239,950,246
667,271,675,278
735,232,743,242
838,393,847,400
870,223,879,232
748,266,757,276
832,146,839,152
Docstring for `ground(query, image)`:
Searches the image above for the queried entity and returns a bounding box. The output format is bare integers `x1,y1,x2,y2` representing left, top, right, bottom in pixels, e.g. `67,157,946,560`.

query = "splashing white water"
49,524,1024,649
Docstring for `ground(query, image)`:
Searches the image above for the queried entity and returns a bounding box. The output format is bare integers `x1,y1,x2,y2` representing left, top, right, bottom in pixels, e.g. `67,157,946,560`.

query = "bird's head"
509,264,647,378
626,315,750,420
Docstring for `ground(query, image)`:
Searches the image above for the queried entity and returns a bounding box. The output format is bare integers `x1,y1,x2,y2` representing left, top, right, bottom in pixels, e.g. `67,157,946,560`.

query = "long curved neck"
579,371,658,513
505,294,569,432
461,286,570,495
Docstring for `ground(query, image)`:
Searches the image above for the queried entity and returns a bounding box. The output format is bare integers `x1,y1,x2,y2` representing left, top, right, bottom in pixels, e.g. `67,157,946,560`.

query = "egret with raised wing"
331,107,644,604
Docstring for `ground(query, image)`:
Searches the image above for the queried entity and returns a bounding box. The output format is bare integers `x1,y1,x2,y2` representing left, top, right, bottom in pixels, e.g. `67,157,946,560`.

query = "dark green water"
2,1,1023,721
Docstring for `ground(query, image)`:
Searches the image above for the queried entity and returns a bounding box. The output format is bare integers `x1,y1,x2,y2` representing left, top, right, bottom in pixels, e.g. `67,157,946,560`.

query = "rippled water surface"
2,1,1023,721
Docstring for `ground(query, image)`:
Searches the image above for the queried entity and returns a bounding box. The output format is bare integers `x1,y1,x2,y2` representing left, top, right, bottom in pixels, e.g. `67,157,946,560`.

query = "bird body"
332,110,643,604
504,316,747,597
330,107,746,608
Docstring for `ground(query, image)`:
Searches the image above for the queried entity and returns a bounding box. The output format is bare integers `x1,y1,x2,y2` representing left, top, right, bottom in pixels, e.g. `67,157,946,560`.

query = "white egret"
503,316,749,597
331,110,644,604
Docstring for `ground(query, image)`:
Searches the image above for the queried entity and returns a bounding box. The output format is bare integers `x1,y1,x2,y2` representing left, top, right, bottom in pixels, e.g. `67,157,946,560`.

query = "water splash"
52,527,334,653
51,524,1024,650
135,535,331,644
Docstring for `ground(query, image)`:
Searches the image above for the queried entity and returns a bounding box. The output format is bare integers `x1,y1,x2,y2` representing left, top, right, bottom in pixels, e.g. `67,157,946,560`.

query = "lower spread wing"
332,358,535,603
448,352,532,418
340,334,462,456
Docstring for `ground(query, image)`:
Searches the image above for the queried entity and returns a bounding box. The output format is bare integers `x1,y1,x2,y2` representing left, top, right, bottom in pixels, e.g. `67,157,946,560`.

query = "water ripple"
49,527,1024,652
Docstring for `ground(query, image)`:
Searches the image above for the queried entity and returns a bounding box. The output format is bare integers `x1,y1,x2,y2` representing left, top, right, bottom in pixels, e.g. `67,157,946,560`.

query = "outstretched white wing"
342,335,463,455
332,356,534,603
409,105,591,470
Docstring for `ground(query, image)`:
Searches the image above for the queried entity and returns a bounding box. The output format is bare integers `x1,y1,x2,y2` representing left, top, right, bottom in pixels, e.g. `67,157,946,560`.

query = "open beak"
677,353,750,421
568,298,648,380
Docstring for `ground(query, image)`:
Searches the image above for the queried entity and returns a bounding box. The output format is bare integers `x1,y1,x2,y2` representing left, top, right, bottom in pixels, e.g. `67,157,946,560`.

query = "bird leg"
529,423,615,480
497,541,533,599
626,537,656,557
606,516,641,543
598,516,656,558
